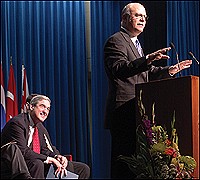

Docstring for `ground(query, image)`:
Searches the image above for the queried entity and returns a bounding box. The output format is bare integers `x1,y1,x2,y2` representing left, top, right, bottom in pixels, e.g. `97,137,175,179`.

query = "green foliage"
118,90,197,179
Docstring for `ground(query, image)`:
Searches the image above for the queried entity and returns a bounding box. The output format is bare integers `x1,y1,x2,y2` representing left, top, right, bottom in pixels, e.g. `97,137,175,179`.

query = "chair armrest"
65,154,72,161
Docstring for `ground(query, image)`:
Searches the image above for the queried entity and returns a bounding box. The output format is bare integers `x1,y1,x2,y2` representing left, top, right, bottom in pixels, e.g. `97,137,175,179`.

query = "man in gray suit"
104,2,192,179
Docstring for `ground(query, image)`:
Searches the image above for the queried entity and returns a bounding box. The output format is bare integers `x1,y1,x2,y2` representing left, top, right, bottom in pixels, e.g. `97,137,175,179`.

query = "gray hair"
121,3,133,26
121,3,145,17
30,94,51,106
121,5,131,16
121,3,145,26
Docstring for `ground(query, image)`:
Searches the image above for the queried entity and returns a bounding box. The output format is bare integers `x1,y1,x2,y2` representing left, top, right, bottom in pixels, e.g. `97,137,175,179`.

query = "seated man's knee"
1,142,19,161
82,163,90,179
27,159,45,178
27,159,44,171
1,142,32,179
28,159,44,168
73,162,90,179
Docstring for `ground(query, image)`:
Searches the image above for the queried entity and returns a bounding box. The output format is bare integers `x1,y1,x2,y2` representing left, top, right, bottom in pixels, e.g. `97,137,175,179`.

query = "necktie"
32,126,40,154
135,39,142,56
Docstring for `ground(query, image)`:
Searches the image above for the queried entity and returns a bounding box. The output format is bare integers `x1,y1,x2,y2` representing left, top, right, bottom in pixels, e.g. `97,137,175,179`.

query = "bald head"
121,3,147,36
121,3,145,17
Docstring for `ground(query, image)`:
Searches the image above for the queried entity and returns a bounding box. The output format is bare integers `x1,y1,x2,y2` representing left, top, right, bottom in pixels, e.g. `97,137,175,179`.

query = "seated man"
1,94,90,179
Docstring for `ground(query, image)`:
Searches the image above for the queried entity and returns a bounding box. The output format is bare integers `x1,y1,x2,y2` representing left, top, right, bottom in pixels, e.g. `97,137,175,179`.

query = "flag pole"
10,56,12,65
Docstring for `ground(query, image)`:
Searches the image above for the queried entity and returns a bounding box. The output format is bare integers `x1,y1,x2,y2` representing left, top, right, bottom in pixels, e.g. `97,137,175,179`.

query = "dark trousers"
1,142,90,179
68,161,90,179
110,99,137,179
1,142,32,179
26,157,90,179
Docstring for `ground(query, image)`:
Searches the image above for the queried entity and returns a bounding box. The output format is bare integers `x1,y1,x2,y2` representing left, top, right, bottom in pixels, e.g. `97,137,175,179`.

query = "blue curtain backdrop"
1,1,91,166
90,1,131,178
167,1,199,77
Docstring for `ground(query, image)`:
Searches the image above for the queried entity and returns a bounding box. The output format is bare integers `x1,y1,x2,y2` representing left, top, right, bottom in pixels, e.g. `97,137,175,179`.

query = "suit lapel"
120,29,147,82
24,113,31,139
120,30,142,58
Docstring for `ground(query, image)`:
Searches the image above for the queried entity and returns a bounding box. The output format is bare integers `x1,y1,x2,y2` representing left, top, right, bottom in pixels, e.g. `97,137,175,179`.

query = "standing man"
103,2,192,179
1,94,90,179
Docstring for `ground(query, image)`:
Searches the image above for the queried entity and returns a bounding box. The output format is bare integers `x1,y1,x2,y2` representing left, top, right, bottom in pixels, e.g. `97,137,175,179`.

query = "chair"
65,154,72,161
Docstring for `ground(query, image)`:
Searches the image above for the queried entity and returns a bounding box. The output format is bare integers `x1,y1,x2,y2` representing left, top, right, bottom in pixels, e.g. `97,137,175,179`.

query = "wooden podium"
135,75,199,178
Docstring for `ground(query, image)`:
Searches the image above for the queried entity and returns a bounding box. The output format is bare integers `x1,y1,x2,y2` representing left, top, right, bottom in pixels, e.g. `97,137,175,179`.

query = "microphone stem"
193,56,199,65
188,52,199,65
176,53,182,76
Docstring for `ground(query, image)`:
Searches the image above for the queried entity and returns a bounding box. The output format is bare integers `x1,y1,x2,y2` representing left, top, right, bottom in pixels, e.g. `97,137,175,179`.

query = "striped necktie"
135,39,142,56
32,126,40,154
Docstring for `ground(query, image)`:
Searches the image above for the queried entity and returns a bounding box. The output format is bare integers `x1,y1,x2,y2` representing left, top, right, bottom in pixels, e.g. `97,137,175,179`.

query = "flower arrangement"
118,90,197,179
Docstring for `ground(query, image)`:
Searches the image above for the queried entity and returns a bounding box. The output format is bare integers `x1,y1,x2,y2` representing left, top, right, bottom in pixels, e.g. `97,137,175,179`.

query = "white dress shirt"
27,114,35,147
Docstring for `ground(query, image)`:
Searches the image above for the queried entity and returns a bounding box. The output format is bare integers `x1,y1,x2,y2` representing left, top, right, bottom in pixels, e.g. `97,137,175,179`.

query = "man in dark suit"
103,2,192,179
1,94,90,179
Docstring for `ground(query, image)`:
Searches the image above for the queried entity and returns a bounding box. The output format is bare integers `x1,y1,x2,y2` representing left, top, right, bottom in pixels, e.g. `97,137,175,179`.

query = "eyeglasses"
36,104,50,111
131,13,149,21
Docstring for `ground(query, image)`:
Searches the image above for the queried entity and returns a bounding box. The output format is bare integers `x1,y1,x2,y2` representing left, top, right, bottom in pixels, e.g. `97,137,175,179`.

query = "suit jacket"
1,113,60,162
104,29,171,129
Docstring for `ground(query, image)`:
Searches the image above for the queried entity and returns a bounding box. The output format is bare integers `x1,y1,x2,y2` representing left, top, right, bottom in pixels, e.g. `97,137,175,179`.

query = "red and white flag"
21,64,29,113
1,61,6,130
6,62,18,122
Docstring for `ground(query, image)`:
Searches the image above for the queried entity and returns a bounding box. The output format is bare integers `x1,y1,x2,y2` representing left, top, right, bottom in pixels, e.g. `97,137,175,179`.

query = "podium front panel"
135,75,199,178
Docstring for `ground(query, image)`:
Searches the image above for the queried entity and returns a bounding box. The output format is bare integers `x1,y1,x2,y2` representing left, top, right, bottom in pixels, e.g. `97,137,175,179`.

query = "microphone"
169,42,182,76
188,51,199,65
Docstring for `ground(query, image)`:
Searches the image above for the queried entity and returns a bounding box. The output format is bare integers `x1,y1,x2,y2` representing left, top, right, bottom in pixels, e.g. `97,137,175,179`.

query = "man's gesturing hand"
147,47,171,64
